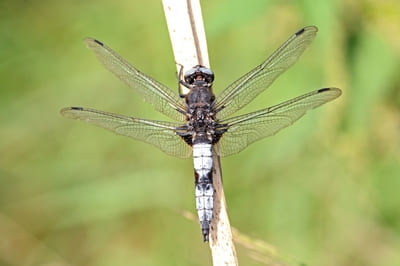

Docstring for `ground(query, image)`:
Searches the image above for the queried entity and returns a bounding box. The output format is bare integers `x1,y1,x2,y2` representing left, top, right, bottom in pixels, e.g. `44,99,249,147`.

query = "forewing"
61,107,191,158
215,26,318,119
85,38,186,121
216,88,341,157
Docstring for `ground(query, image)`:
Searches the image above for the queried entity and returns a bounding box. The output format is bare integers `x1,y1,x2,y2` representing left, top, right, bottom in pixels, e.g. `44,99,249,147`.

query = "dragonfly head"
184,65,214,85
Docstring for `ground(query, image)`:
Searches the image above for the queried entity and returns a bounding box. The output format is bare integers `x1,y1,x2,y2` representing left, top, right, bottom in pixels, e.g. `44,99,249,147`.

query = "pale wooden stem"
162,0,238,265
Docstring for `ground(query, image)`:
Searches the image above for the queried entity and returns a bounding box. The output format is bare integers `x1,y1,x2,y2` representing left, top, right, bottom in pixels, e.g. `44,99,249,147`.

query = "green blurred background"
1,0,399,265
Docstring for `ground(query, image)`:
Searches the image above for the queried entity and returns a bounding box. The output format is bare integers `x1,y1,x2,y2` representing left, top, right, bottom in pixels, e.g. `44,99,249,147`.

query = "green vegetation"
1,0,399,265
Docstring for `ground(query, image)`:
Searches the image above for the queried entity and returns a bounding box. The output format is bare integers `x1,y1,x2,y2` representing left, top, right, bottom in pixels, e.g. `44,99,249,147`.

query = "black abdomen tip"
203,231,209,242
70,107,83,110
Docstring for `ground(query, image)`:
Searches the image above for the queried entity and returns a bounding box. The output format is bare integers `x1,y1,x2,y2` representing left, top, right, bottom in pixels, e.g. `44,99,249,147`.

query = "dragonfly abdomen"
193,143,214,242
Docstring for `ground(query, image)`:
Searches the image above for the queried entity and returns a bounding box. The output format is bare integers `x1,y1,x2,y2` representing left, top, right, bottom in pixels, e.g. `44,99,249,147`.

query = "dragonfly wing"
216,88,341,157
85,38,186,121
61,107,192,158
215,26,318,119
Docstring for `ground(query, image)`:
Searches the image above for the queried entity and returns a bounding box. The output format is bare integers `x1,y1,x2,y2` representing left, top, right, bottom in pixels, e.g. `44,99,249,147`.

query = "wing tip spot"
318,87,342,97
317,88,330,93
85,38,104,46
60,107,82,117
93,39,104,46
296,25,318,35
295,28,306,35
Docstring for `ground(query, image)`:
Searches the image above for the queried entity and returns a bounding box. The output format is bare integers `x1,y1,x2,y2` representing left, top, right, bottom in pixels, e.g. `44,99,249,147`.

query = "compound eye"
199,67,214,83
184,67,197,77
184,67,197,83
183,65,214,84
199,67,214,76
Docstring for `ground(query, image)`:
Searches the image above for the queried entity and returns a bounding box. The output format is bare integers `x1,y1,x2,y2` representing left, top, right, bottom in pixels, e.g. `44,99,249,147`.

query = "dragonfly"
61,26,341,242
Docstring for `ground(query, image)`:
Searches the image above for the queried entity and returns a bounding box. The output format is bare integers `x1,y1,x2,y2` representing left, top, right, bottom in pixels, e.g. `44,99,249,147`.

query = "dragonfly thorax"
187,106,216,143
185,84,216,113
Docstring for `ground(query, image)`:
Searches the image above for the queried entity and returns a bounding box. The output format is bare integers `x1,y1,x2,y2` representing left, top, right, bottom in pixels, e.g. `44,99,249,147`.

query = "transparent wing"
85,38,186,121
216,88,342,157
61,107,192,158
215,26,318,119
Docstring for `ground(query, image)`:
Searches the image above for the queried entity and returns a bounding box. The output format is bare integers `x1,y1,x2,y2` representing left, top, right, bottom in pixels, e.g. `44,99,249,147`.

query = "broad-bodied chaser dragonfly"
61,26,341,242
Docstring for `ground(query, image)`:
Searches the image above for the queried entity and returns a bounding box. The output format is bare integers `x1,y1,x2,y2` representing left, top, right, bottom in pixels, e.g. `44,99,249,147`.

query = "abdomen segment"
193,143,214,242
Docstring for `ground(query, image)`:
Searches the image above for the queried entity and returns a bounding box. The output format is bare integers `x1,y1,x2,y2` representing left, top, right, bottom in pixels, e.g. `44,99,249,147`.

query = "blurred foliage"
1,0,400,265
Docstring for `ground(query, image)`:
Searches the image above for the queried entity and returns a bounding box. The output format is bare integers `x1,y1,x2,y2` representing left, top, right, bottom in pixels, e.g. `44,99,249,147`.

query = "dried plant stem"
162,0,238,265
